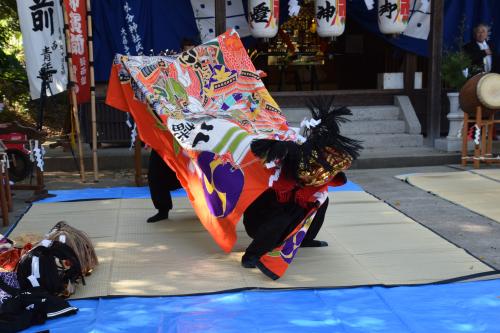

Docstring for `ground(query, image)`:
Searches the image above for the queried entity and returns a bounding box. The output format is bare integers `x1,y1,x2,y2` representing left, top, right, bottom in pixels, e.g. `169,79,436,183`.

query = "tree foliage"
0,0,24,80
0,0,31,123
441,51,472,91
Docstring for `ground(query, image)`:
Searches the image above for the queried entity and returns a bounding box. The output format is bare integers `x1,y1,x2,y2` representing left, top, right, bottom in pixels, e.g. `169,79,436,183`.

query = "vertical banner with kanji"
16,0,68,100
63,0,90,103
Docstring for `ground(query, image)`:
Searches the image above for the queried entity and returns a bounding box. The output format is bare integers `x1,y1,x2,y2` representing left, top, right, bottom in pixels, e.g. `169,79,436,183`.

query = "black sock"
147,210,169,223
241,253,259,268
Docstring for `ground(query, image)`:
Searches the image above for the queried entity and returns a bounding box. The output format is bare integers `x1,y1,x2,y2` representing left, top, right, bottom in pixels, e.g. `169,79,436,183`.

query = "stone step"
350,133,424,149
340,120,406,135
348,105,401,121
282,105,400,123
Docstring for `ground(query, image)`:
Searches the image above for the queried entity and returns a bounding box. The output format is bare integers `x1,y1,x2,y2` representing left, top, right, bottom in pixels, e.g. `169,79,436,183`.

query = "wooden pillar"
404,52,417,92
86,0,99,182
61,0,86,182
215,0,226,36
426,0,444,145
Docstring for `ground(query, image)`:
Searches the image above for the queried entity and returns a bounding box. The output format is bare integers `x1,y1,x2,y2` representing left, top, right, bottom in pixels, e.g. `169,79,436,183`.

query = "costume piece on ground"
11,233,44,248
147,149,182,222
106,30,292,256
0,235,13,253
45,222,98,275
0,245,32,272
0,272,77,333
0,272,20,303
16,241,84,298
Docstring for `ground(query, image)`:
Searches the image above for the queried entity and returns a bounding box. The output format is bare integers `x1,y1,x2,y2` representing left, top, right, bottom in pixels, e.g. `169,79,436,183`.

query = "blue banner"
92,0,199,81
444,0,499,52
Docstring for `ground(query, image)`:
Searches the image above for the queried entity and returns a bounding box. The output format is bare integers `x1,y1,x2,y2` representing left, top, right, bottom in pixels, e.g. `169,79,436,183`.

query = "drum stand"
461,106,500,168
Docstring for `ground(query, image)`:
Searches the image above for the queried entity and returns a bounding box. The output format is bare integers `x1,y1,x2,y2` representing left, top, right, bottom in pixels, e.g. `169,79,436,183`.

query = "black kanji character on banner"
192,122,214,147
39,46,56,84
379,0,397,19
30,0,55,35
42,46,51,63
193,133,210,147
250,2,271,23
317,1,336,21
172,122,195,140
37,45,57,130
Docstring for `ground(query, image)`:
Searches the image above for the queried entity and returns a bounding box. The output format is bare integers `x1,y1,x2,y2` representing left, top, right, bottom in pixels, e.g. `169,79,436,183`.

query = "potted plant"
442,50,472,92
440,49,472,144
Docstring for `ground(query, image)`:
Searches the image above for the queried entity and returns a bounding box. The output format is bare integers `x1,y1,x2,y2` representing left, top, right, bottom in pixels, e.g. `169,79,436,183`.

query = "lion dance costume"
106,30,361,279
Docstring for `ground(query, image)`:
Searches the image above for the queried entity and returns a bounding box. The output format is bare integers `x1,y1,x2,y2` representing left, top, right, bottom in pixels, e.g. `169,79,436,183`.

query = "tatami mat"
472,169,500,181
398,169,500,223
10,191,493,298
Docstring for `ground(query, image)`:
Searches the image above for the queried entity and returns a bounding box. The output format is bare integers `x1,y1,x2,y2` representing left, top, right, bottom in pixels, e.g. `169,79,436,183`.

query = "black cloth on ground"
0,275,77,332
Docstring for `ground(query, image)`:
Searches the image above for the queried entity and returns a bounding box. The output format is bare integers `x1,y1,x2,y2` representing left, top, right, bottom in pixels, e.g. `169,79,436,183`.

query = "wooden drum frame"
459,73,500,168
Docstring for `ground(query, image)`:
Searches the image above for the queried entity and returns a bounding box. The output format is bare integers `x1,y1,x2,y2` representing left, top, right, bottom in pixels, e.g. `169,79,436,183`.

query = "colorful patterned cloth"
0,272,19,304
106,30,325,279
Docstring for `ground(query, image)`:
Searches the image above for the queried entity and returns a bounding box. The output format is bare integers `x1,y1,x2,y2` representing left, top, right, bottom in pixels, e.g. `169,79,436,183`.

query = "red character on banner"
400,0,410,22
64,0,90,103
337,0,346,17
333,0,346,26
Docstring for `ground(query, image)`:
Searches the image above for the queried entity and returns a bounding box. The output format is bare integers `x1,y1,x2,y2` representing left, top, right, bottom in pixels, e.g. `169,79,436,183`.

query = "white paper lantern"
377,0,410,34
248,0,279,38
315,0,346,38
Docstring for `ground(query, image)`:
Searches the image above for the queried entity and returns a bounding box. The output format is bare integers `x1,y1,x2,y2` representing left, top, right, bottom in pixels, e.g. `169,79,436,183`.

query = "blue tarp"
22,278,500,332
38,186,185,203
92,0,500,81
37,181,362,203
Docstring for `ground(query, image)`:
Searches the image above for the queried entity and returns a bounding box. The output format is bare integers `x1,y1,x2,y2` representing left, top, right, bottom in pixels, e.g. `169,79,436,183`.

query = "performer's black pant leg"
244,190,306,258
303,197,329,243
148,149,178,212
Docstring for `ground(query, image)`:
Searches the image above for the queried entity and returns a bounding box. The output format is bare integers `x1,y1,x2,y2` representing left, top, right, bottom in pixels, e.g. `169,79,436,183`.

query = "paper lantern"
377,0,410,34
315,0,346,38
248,0,279,38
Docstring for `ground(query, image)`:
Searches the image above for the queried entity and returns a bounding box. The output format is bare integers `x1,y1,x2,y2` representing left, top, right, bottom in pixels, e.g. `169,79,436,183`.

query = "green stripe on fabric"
212,127,241,153
227,132,249,155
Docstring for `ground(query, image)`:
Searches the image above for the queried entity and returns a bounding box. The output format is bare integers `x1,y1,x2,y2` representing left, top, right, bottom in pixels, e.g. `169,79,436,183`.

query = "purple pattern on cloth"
280,230,307,264
198,151,244,218
0,272,20,304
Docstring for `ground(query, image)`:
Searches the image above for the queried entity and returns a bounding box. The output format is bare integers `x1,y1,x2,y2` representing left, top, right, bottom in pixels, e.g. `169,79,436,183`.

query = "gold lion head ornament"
251,96,362,188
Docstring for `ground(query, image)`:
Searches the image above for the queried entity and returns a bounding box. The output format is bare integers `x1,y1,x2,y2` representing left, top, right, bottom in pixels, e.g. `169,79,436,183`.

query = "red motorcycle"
0,132,33,182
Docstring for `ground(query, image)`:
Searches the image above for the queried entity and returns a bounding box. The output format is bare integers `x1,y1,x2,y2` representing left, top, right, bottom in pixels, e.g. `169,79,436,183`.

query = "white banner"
402,0,431,40
17,0,68,99
190,0,250,42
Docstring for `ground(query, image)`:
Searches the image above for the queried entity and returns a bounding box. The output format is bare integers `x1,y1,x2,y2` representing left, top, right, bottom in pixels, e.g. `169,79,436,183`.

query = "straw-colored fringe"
12,233,44,248
47,221,98,275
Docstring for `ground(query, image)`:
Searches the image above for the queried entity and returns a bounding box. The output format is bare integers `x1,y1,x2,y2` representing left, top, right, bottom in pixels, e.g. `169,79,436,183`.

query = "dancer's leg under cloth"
242,189,329,268
147,149,182,223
